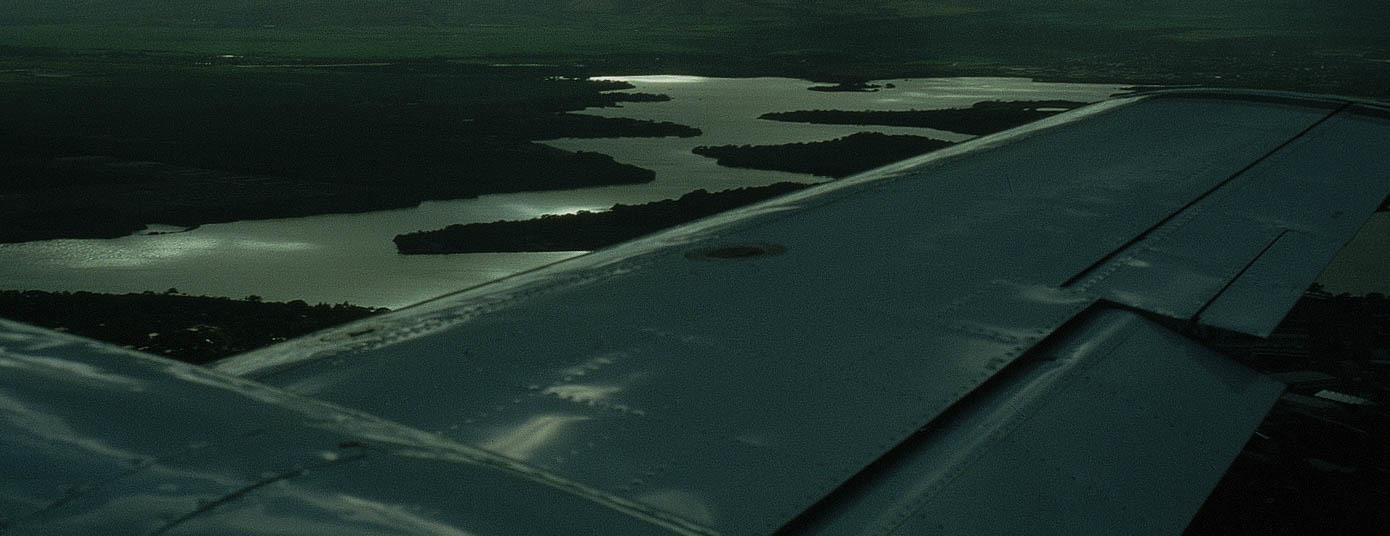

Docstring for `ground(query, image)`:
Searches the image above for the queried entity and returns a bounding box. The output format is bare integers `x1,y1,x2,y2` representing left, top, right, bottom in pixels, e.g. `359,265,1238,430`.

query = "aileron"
1077,97,1390,336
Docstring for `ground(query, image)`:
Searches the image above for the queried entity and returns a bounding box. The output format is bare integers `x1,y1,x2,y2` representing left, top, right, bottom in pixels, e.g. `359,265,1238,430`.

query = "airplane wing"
3,90,1388,535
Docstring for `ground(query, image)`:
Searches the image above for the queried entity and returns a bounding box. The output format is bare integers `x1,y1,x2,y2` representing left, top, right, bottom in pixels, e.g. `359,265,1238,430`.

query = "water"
10,76,1277,309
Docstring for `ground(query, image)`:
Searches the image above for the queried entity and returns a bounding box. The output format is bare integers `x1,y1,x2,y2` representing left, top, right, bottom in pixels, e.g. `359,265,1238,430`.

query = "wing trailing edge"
782,307,1282,535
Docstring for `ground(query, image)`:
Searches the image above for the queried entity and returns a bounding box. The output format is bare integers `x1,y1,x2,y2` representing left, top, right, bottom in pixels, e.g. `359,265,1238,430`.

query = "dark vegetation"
807,81,887,92
0,290,386,364
692,133,954,178
0,59,697,243
1,4,1385,241
1190,288,1390,535
759,100,1088,135
4,2,1387,99
394,182,810,254
398,132,955,254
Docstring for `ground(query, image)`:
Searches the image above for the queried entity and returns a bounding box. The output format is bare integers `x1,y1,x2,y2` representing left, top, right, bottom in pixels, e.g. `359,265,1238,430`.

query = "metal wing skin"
3,90,1388,535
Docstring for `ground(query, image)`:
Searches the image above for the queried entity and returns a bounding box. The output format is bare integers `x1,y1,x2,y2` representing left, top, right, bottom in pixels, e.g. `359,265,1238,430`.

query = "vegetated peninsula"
394,182,811,254
759,100,1089,136
692,132,954,178
0,58,699,243
0,289,387,364
396,133,955,254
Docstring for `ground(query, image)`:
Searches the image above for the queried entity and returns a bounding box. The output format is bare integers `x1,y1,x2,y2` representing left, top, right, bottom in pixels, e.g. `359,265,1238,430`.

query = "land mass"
396,132,956,254
0,60,699,243
395,132,959,254
759,100,1089,135
3,2,1387,99
693,132,954,178
394,182,811,254
0,289,386,364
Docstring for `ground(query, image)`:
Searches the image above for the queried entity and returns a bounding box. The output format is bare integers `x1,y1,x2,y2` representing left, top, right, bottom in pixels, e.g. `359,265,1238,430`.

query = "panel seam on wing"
148,451,373,535
865,312,1141,536
1060,102,1350,291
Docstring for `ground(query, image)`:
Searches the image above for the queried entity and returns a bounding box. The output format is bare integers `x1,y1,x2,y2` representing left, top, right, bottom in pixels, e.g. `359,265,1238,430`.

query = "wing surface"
212,90,1388,534
784,308,1281,535
4,90,1388,534
0,320,705,535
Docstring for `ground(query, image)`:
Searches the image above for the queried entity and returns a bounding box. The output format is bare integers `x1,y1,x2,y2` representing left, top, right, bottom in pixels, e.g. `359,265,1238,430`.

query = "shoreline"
0,59,696,243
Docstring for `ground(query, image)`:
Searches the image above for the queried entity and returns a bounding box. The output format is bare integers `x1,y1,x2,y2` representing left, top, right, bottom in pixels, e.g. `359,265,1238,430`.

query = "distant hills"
3,1,1386,98
0,1,854,25
4,1,1385,27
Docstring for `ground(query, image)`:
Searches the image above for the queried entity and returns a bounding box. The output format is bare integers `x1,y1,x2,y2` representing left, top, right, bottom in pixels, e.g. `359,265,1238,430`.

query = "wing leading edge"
4,90,1388,534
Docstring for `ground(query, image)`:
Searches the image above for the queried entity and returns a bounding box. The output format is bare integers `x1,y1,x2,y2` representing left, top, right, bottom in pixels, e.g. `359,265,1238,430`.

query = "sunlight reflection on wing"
479,414,592,462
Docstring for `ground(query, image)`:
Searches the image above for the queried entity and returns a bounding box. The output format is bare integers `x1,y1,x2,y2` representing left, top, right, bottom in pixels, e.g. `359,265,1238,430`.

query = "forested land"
0,290,386,363
394,182,810,254
4,1,1387,241
759,100,1087,135
3,2,1387,98
693,133,954,177
396,131,958,254
0,60,696,242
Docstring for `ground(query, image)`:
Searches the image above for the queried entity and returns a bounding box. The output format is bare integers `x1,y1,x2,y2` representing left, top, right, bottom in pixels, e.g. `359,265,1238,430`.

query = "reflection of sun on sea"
62,235,317,269
505,204,609,219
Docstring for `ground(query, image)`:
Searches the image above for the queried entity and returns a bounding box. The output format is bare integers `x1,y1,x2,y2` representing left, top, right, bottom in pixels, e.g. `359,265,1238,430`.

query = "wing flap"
1068,211,1287,319
1070,103,1390,336
1197,230,1341,336
791,309,1283,535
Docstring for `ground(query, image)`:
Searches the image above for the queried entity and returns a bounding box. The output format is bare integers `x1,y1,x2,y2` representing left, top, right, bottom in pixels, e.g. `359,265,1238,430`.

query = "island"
692,132,954,178
759,100,1089,135
394,182,811,254
807,80,885,92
